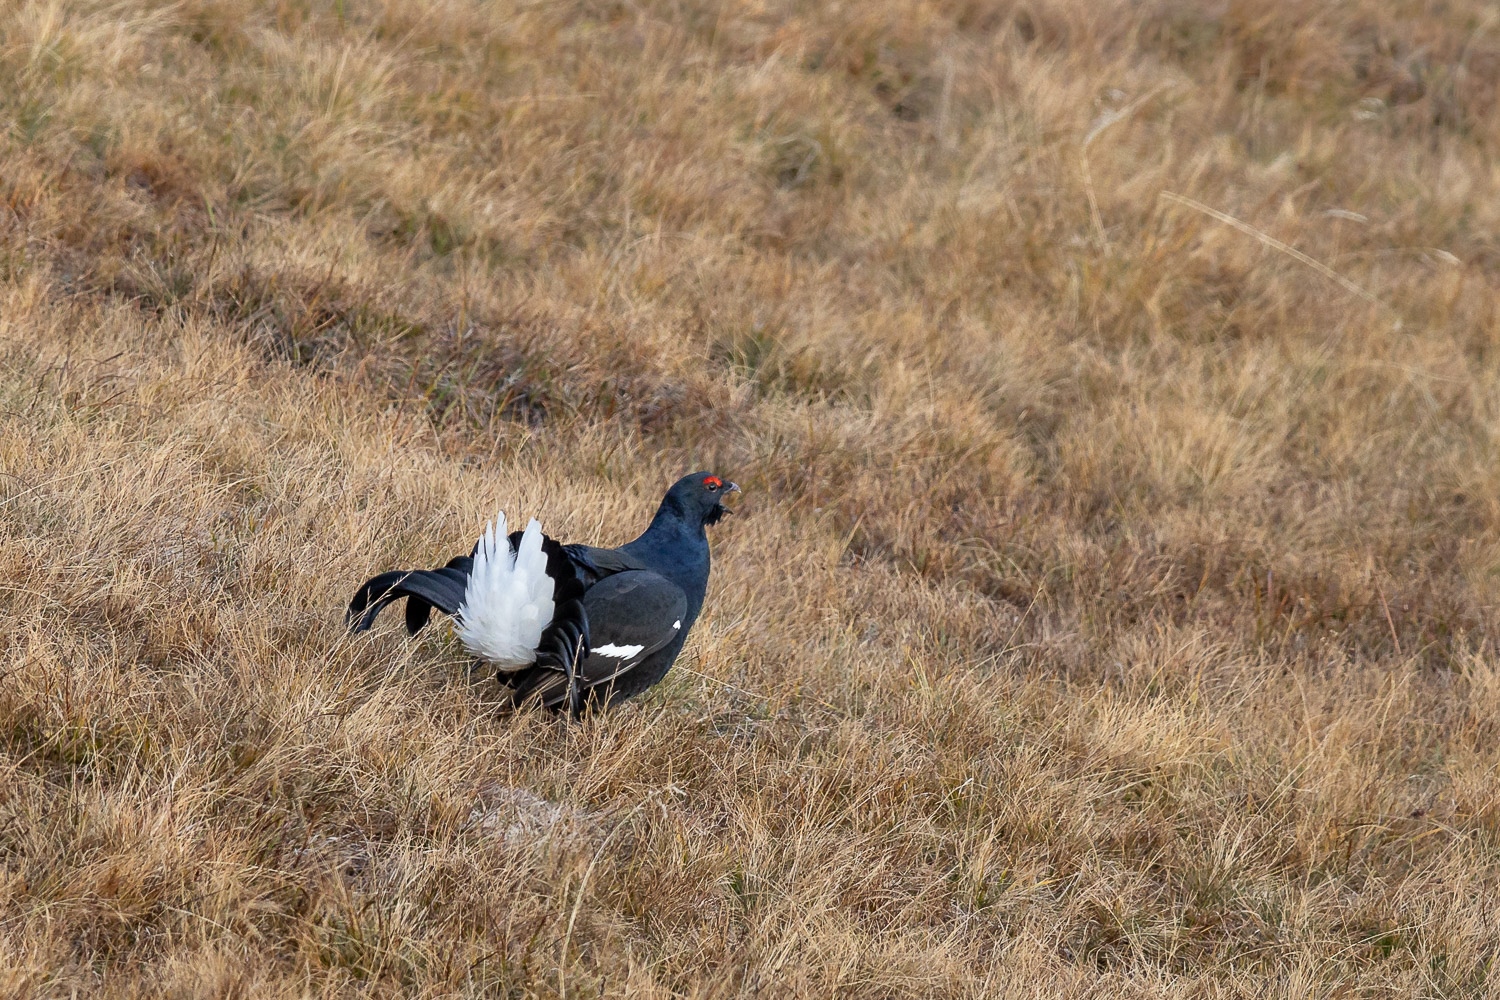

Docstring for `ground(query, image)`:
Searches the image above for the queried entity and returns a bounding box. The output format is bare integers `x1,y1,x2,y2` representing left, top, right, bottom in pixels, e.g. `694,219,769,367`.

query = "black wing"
505,570,688,712
562,543,652,584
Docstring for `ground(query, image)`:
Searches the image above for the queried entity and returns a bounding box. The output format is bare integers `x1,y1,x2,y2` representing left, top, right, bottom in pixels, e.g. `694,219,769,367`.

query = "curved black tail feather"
346,555,472,634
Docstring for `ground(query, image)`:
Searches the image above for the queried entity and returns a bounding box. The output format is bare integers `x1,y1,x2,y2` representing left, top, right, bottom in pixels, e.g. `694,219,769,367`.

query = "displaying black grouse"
347,472,738,712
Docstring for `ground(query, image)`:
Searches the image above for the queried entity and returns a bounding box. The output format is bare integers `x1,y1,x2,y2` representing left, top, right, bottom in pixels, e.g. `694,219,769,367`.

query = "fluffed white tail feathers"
455,513,555,670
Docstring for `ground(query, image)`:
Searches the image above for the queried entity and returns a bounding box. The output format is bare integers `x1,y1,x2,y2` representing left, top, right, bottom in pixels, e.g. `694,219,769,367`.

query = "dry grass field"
3,0,1500,995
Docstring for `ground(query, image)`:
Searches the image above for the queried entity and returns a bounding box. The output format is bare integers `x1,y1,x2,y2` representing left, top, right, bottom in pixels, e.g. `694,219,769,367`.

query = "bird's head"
667,471,740,526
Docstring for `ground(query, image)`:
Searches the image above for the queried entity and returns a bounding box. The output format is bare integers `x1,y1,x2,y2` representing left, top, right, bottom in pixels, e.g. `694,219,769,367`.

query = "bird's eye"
703,475,722,492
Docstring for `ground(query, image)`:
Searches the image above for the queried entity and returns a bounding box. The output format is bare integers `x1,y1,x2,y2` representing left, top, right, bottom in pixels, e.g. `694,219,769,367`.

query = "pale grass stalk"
1159,190,1384,308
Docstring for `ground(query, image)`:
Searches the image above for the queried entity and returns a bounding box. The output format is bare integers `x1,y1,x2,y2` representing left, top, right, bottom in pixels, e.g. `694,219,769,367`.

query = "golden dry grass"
3,0,1500,995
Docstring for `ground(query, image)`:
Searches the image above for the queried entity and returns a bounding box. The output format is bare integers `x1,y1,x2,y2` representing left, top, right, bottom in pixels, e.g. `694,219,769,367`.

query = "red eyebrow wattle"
703,476,722,488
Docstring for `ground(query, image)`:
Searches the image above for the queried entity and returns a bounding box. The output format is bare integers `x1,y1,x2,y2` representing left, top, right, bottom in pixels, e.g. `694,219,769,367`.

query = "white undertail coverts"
456,513,555,669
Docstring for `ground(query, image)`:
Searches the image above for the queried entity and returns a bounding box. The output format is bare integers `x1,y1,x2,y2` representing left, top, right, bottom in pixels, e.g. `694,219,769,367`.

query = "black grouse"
347,472,738,712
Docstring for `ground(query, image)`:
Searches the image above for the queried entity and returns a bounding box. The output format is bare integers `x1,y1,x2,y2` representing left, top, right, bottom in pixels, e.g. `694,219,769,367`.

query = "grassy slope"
2,0,1500,995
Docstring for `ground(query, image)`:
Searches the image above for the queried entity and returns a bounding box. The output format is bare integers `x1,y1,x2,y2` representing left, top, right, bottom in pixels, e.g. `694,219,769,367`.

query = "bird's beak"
713,481,741,519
